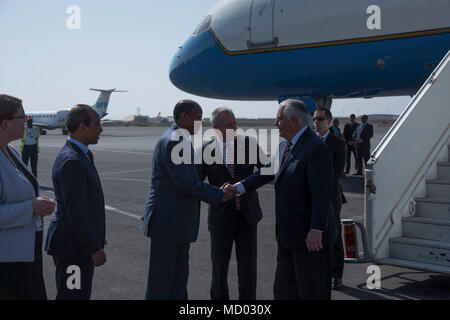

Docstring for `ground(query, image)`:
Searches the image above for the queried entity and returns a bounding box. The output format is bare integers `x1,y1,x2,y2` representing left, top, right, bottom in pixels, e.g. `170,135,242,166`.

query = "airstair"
364,50,450,274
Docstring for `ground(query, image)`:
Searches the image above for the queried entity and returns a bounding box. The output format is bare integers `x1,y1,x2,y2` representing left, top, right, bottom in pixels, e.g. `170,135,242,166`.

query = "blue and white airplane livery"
169,0,450,110
27,88,126,134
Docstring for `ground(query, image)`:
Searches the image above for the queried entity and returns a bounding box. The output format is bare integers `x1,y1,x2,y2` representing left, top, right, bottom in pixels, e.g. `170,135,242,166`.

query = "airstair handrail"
364,50,450,258
370,50,450,163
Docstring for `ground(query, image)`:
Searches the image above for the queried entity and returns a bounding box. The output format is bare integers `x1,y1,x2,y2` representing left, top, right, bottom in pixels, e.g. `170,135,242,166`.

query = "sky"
0,0,413,120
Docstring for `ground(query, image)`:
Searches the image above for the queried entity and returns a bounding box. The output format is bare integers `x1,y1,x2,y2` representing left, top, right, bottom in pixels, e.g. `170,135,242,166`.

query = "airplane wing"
32,122,52,129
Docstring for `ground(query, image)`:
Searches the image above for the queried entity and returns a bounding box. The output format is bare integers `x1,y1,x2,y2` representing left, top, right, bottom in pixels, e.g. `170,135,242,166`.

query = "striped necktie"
225,143,241,211
282,142,292,163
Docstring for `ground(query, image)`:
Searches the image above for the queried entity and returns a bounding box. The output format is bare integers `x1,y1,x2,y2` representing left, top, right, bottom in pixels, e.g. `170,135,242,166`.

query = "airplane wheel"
62,128,68,135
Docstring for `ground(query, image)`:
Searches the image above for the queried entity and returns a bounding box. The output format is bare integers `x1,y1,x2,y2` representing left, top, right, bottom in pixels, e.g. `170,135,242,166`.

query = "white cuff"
235,182,246,196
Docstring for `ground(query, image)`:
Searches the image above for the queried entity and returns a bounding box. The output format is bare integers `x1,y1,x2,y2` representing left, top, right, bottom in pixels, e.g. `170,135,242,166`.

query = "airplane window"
193,15,212,36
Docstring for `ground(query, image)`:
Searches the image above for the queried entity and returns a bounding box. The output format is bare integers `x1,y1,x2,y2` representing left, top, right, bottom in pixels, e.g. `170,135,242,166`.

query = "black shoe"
332,278,343,290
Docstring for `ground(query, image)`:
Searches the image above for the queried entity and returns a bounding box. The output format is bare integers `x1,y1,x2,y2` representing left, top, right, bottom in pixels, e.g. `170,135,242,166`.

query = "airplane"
169,0,450,111
26,88,126,135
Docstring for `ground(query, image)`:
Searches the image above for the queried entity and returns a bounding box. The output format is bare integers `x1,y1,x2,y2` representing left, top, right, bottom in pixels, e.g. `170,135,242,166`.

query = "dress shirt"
236,126,308,195
320,131,330,142
67,137,91,162
216,138,234,165
355,123,366,139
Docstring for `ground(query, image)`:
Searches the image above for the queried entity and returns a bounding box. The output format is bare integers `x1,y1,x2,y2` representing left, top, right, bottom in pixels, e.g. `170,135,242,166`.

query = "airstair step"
389,237,450,267
437,162,450,179
376,257,450,275
426,179,450,198
415,197,450,219
402,216,450,242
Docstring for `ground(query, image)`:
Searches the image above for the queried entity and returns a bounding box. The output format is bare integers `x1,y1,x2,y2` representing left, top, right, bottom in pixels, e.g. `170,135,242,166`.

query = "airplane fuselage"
25,88,124,131
169,0,450,101
27,111,68,129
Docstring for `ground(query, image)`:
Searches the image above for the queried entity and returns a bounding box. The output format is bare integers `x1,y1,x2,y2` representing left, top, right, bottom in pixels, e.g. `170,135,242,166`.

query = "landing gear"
39,128,47,135
62,127,68,135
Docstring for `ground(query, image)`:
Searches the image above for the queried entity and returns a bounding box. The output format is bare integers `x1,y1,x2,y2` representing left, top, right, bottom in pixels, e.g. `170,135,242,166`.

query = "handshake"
221,182,238,202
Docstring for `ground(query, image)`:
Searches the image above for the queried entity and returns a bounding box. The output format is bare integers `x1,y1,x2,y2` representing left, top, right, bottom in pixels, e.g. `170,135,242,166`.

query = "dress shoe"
332,278,343,290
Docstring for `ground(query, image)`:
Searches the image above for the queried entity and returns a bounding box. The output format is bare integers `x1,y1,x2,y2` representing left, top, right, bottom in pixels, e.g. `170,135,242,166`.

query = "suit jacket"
142,124,223,243
357,123,374,154
201,136,264,229
241,127,335,250
45,141,105,262
0,146,42,262
329,126,340,137
343,122,359,147
324,134,347,211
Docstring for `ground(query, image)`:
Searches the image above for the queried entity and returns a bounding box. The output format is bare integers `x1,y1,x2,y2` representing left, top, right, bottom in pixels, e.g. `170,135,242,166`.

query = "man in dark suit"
314,108,347,290
142,100,234,300
343,114,359,174
329,118,341,137
45,105,106,300
355,115,374,175
228,99,335,300
201,107,264,300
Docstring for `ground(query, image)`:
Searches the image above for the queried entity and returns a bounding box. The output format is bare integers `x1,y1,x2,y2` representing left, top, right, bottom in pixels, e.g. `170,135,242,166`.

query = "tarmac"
11,124,450,300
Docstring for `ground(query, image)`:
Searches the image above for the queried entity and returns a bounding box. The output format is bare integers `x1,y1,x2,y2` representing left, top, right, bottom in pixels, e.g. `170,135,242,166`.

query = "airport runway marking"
100,168,151,175
101,177,149,182
93,148,152,156
104,205,142,220
39,144,152,156
40,188,142,220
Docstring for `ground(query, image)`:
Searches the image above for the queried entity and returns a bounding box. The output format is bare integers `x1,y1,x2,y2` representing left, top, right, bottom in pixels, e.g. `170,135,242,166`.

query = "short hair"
350,114,356,118
173,100,201,121
0,94,22,123
317,107,332,120
280,99,308,126
210,106,234,127
361,114,368,120
66,104,94,133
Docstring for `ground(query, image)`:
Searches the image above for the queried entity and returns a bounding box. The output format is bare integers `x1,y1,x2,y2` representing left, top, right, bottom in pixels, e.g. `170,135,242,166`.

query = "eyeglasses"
312,116,326,122
8,114,27,120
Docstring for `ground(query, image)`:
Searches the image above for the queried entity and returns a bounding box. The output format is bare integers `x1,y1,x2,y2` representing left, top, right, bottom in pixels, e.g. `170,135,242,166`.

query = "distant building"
122,114,150,124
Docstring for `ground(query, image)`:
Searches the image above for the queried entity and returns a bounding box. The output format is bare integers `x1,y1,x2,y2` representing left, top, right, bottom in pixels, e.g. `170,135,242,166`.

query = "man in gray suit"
142,100,235,300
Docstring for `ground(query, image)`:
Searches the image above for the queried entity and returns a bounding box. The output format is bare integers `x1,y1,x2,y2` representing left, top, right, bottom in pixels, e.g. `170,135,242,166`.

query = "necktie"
224,143,241,211
87,150,94,164
282,142,292,163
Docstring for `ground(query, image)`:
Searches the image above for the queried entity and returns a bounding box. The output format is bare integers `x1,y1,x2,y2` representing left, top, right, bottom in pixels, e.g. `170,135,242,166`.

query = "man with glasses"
20,116,40,177
313,108,347,290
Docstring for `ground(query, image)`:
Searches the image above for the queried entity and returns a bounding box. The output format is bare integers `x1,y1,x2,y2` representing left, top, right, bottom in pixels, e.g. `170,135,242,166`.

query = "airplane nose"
169,31,219,96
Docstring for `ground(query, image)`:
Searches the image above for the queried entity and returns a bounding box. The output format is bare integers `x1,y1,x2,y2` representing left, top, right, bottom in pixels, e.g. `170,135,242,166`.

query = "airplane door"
247,0,278,49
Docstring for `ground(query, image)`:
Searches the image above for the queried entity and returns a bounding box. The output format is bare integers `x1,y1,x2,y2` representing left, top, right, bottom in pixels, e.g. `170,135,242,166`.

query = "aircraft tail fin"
90,88,127,118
